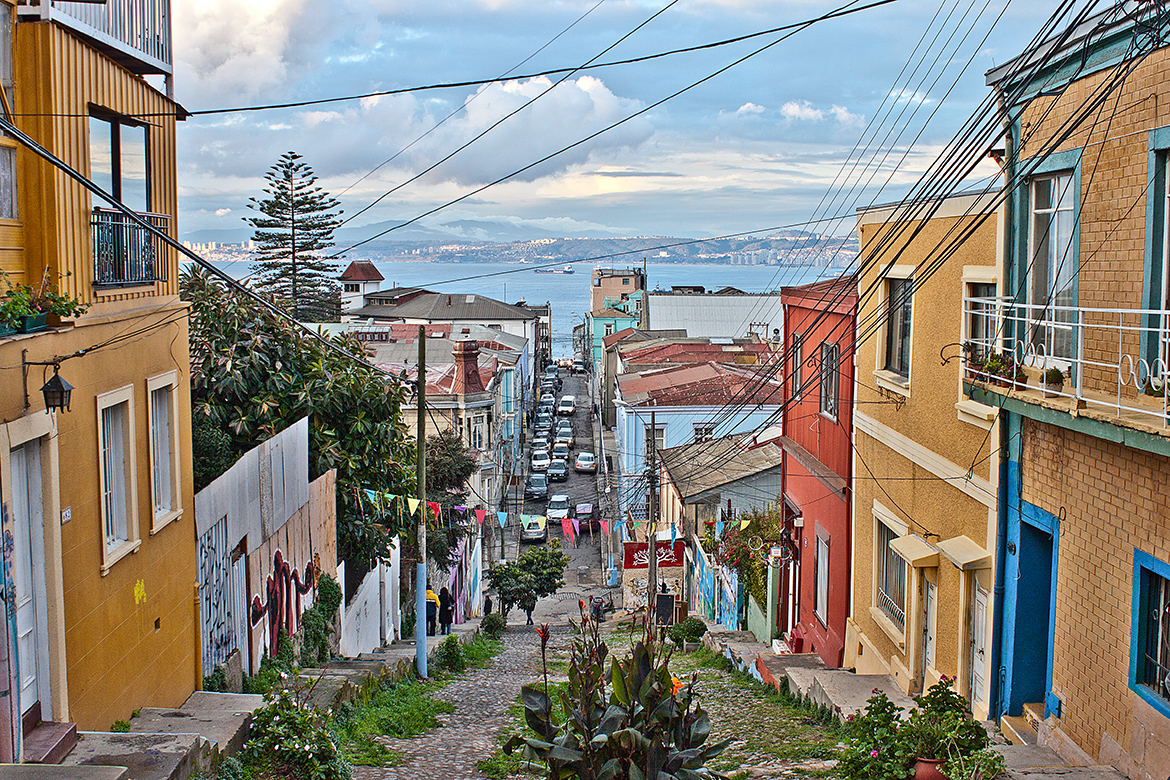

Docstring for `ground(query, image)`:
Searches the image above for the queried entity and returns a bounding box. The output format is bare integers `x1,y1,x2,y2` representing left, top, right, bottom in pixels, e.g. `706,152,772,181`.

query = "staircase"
1001,702,1044,746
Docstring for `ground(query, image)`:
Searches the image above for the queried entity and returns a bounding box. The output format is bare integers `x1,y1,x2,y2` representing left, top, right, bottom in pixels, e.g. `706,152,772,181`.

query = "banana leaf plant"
507,608,729,779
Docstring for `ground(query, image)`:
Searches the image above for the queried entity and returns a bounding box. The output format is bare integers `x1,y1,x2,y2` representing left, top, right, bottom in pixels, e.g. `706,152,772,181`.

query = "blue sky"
173,0,1058,244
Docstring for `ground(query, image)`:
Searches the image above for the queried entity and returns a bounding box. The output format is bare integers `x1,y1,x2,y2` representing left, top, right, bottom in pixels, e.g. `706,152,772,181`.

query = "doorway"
920,579,936,691
1006,520,1055,715
9,440,51,722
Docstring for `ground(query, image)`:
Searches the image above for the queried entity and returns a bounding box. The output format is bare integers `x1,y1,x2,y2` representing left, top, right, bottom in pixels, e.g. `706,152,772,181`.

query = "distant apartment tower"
591,266,646,313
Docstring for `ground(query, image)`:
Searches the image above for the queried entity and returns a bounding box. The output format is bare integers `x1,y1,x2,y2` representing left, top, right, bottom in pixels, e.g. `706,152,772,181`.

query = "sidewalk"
699,619,1125,780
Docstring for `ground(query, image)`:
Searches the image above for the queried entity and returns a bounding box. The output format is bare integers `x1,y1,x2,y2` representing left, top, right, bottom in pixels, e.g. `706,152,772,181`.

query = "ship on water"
534,264,575,274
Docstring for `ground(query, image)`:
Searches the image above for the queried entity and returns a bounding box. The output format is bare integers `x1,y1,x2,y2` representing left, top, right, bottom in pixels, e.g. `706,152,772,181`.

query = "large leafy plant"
181,266,414,568
507,610,729,779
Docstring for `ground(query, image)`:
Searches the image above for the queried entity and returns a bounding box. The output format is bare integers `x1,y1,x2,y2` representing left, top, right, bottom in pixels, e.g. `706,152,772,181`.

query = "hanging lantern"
40,366,73,413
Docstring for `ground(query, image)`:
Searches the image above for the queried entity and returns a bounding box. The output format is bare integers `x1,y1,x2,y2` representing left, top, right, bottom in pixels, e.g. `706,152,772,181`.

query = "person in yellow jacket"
426,587,439,636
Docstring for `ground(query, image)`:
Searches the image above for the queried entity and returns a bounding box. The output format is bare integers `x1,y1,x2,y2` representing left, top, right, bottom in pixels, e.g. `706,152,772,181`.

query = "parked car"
573,359,586,374
575,503,596,530
535,410,553,429
554,430,574,451
531,449,551,472
557,395,576,416
520,514,548,543
531,435,550,452
574,451,597,473
547,494,572,525
547,458,569,482
525,472,549,500
551,442,570,462
555,419,573,437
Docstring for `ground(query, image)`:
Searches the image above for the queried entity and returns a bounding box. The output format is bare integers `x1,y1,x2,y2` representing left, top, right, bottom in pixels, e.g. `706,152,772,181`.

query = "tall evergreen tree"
246,151,343,322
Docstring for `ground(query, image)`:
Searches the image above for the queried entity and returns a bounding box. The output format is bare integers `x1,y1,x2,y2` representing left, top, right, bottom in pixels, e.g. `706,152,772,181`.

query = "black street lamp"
40,365,73,413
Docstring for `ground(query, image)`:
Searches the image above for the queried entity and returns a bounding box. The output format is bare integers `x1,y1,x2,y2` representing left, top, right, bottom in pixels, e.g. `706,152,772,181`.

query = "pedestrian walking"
484,593,493,615
439,587,453,635
426,586,439,636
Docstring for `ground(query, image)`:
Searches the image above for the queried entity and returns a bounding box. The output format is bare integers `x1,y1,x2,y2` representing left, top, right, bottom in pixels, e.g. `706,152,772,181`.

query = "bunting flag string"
475,509,486,526
427,501,441,523
535,515,546,530
740,517,750,531
562,517,575,547
571,516,579,535
497,511,508,529
407,497,421,515
715,520,724,538
600,519,610,536
455,505,467,516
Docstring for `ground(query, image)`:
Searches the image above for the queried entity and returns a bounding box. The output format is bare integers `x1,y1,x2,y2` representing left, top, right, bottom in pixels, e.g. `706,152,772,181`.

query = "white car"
547,494,572,524
574,452,597,473
531,449,551,472
557,395,576,416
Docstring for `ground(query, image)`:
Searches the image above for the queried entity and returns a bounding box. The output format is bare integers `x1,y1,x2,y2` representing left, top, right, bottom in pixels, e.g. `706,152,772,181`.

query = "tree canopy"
182,265,414,567
246,151,343,322
486,541,570,620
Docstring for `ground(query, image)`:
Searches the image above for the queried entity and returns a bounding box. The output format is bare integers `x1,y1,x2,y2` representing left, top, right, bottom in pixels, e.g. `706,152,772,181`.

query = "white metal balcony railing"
18,0,172,75
92,208,168,287
963,296,1170,426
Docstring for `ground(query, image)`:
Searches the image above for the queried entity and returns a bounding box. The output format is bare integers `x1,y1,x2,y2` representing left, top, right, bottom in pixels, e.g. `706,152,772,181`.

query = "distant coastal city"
182,230,858,270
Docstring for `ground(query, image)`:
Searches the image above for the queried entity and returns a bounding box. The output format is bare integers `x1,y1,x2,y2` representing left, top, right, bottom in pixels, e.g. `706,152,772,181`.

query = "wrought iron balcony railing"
92,208,168,287
18,0,172,75
963,296,1170,426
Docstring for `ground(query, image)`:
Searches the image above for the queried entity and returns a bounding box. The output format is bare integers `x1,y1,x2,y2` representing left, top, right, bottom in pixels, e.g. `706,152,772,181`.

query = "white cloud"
215,208,232,217
829,105,864,127
736,102,766,115
780,101,824,121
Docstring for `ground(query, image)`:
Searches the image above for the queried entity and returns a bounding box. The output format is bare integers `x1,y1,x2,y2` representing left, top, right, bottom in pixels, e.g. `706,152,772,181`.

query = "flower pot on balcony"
913,758,946,780
17,313,46,333
1040,380,1063,398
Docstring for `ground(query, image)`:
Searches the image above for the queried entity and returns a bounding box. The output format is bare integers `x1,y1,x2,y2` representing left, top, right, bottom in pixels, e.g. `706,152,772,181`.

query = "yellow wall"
847,197,999,715
0,15,196,730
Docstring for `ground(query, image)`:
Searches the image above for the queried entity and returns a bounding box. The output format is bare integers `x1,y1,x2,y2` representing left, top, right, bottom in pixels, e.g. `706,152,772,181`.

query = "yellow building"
0,0,196,752
845,191,1001,721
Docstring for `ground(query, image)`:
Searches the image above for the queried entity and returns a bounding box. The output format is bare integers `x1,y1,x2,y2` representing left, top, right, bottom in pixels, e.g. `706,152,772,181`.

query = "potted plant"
961,342,984,380
982,353,1009,387
0,270,87,334
1041,367,1064,398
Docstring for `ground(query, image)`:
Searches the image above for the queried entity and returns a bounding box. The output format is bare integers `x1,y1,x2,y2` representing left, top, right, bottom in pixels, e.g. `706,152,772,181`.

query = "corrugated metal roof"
354,292,537,322
660,432,784,499
617,361,784,407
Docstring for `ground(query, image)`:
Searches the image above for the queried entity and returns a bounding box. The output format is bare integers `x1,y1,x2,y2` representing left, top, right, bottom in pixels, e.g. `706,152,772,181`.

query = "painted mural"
250,549,317,657
622,540,685,611
197,515,248,676
717,564,740,630
0,509,18,763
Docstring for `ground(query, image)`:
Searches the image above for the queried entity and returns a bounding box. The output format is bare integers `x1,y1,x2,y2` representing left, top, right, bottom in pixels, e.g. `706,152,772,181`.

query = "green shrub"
203,663,227,693
481,612,506,640
244,628,297,694
667,616,707,646
300,573,343,667
242,685,351,780
334,676,455,766
192,416,236,492
110,720,130,733
213,756,245,780
434,634,466,674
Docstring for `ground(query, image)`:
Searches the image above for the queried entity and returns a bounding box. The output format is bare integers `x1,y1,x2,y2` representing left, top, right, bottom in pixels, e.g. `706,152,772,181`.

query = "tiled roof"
619,339,777,368
660,431,785,499
781,274,858,310
616,362,784,407
339,260,384,282
602,328,687,349
355,292,537,322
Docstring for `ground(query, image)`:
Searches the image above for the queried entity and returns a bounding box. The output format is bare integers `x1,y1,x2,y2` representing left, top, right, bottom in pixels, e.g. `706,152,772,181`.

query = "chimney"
452,340,485,394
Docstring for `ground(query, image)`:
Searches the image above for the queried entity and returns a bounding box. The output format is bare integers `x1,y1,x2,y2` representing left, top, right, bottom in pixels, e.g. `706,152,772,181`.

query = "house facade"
780,277,856,668
963,9,1170,776
0,0,198,751
646,286,784,341
846,192,1001,720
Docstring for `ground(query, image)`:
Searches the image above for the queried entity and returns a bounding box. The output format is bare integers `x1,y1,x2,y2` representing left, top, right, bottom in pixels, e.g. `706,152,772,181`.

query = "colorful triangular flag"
571,516,580,534
407,497,421,515
535,515,546,530
600,519,610,535
497,511,508,528
364,488,379,504
740,518,750,531
715,520,724,538
475,509,486,526
455,505,467,515
671,522,677,544
562,517,575,546
428,501,440,521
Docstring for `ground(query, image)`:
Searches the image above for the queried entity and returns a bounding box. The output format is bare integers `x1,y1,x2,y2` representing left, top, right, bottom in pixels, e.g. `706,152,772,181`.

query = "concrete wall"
647,294,784,340
339,541,401,658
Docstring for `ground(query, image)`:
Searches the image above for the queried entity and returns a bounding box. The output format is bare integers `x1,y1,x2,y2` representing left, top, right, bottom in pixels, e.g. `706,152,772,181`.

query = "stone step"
23,719,77,764
60,732,201,780
1002,714,1040,746
0,766,129,779
130,692,265,760
1023,701,1045,731
808,671,915,721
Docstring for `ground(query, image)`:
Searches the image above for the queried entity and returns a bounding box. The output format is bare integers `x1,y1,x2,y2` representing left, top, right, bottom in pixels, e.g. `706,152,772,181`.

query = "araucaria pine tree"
246,151,343,322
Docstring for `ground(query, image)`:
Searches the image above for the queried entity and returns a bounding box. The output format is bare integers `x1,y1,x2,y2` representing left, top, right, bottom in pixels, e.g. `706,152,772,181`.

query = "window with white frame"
791,332,804,401
876,520,907,632
884,278,913,378
820,342,839,420
1029,172,1077,359
148,372,181,531
815,533,829,624
343,282,360,293
97,386,138,569
604,323,615,337
470,414,486,449
967,282,997,360
0,5,16,221
644,424,664,459
693,423,715,443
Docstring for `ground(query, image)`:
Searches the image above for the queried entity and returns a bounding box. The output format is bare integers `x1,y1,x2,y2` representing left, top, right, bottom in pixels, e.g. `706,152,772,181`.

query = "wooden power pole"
647,410,658,617
415,326,428,678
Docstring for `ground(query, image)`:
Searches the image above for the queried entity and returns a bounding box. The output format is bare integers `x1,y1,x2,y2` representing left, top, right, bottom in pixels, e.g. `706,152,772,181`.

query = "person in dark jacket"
426,587,439,636
439,587,453,635
484,593,493,616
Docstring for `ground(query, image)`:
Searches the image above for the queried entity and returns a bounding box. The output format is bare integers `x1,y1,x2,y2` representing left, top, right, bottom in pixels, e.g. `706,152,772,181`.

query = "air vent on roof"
466,295,475,303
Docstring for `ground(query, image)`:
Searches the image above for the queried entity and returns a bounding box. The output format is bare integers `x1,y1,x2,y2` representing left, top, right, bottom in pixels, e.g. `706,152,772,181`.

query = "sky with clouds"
172,0,1060,244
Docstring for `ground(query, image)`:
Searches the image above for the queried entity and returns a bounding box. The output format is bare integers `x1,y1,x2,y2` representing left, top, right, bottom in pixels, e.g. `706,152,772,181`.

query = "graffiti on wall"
197,515,249,676
250,549,316,655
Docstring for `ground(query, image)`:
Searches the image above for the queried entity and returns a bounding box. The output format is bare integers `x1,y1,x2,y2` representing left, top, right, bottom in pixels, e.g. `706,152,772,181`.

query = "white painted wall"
338,537,402,657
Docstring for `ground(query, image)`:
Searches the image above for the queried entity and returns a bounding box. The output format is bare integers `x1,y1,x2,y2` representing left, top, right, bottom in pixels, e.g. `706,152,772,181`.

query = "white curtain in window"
815,535,829,622
151,386,173,516
101,403,128,548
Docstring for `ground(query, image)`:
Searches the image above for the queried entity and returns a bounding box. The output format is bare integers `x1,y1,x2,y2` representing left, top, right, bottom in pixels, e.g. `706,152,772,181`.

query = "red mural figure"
249,549,316,655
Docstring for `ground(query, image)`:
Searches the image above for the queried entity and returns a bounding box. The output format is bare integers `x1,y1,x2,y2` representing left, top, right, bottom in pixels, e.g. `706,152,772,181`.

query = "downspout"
989,88,1015,722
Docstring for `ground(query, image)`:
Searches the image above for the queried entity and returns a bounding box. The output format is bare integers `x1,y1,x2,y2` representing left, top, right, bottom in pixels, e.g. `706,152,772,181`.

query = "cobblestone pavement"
352,622,572,780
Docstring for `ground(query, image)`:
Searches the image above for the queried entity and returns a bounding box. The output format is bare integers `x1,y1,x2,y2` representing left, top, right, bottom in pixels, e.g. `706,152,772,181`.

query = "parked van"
557,395,576,416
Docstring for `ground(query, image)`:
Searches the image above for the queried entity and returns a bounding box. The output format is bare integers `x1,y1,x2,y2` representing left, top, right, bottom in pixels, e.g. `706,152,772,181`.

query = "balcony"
18,0,172,76
963,296,1170,428
92,208,167,287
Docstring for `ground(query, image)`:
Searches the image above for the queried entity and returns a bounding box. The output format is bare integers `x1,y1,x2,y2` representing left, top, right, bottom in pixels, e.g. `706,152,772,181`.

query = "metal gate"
197,515,248,677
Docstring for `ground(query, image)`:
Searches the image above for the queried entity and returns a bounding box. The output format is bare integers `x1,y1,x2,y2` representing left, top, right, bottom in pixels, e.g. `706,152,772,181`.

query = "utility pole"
647,410,658,618
415,326,428,678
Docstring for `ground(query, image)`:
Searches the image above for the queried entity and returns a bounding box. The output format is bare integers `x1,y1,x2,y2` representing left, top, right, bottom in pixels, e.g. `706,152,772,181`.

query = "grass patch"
463,635,504,668
334,676,455,766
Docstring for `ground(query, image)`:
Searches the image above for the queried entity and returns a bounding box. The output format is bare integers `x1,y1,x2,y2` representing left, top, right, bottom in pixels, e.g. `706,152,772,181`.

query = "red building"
780,276,857,667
